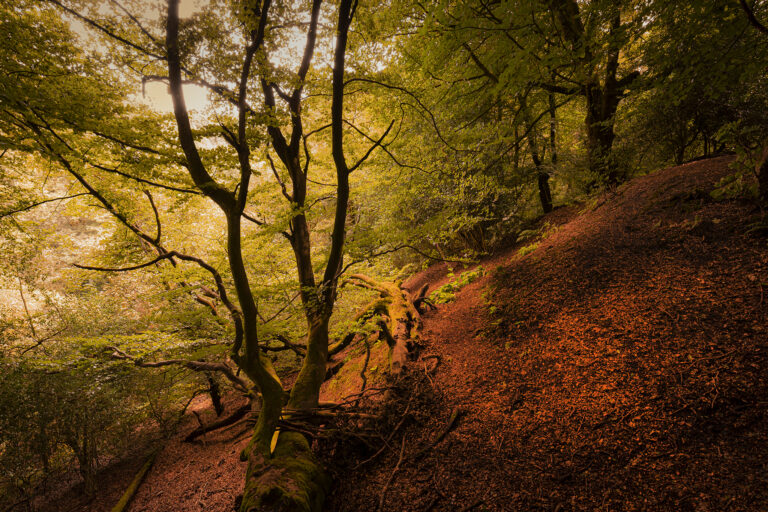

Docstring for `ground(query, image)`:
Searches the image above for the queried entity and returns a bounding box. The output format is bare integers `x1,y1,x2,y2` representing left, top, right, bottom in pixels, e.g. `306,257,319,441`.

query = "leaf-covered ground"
40,156,768,511
329,155,768,511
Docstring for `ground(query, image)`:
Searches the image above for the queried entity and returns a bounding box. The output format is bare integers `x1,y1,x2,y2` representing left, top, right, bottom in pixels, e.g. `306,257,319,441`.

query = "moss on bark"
240,431,329,512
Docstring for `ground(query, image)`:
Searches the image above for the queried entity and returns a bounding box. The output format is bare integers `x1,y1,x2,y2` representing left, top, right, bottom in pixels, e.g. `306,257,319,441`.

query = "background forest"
2,0,768,510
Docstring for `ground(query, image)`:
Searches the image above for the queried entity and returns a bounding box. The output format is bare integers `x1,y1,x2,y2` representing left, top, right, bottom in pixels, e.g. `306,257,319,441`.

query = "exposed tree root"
412,283,436,313
411,407,463,462
375,436,406,512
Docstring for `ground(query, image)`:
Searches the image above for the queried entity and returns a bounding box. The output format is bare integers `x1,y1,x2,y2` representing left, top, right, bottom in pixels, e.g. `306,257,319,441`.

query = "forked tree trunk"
288,314,331,411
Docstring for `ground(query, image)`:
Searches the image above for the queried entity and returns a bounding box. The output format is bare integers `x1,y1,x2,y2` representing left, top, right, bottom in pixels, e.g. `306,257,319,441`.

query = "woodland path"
329,155,768,512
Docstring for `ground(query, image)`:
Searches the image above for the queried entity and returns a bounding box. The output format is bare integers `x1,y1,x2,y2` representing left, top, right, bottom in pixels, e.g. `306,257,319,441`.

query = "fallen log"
110,450,158,512
184,403,251,442
345,274,422,375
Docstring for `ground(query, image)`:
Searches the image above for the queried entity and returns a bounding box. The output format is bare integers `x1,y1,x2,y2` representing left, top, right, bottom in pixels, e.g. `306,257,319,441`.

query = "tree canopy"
2,0,768,510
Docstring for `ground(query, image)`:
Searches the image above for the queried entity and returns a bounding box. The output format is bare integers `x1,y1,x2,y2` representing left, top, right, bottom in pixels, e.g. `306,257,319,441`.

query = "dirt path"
328,156,768,511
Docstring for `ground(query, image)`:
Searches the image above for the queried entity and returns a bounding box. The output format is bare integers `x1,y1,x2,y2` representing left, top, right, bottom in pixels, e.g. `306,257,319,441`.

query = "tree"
738,0,768,203
28,0,392,507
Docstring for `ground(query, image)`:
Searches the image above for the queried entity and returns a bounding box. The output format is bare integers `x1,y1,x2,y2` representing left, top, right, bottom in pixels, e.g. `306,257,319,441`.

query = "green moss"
240,432,330,512
517,242,539,257
429,266,485,304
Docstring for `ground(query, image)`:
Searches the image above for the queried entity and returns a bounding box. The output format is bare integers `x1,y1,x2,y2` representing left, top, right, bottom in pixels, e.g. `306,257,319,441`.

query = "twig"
411,408,463,461
355,393,415,469
376,436,407,512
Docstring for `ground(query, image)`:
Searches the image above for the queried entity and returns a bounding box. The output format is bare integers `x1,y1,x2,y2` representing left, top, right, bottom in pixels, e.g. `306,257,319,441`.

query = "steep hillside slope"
329,156,768,511
41,156,767,512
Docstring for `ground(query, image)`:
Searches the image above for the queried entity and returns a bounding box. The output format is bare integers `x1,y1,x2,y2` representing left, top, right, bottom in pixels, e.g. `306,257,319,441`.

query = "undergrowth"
429,266,485,304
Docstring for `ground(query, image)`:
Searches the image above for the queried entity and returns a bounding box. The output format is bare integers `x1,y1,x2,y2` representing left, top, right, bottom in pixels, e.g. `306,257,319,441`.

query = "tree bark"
523,97,553,213
547,1,631,185
584,80,620,184
757,145,768,205
345,275,421,374
239,432,329,512
288,314,330,411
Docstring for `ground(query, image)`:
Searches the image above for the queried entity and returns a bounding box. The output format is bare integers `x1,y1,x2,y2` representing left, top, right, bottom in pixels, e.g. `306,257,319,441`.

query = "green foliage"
710,171,759,201
0,339,197,504
2,0,768,505
517,242,539,258
429,266,485,304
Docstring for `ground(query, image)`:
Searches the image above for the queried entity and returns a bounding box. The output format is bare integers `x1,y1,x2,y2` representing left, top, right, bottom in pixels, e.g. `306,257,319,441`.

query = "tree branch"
739,0,768,35
109,346,250,392
348,119,395,173
0,193,90,219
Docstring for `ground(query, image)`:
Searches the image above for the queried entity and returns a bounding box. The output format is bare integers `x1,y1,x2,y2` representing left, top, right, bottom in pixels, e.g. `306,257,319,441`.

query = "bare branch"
109,346,250,392
0,193,90,219
87,161,200,195
348,119,395,173
344,77,464,152
73,252,175,272
143,190,161,244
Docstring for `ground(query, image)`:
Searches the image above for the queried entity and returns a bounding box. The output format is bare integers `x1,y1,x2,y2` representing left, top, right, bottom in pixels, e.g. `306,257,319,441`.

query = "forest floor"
327,155,768,512
41,155,768,511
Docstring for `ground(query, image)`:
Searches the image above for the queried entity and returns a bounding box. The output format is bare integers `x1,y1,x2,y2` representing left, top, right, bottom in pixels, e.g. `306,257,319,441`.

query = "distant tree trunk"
585,81,620,184
548,2,634,185
584,12,622,185
65,423,98,496
513,124,520,174
537,171,553,213
757,145,768,205
206,373,223,416
523,97,553,213
549,92,558,166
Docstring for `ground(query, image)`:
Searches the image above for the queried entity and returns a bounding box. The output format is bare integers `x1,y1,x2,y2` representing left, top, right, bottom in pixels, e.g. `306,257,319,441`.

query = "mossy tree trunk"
346,275,422,374
166,0,367,507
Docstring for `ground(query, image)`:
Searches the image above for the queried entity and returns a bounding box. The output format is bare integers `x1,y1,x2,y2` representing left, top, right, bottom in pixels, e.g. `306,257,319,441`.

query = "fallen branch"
110,450,158,512
184,402,251,442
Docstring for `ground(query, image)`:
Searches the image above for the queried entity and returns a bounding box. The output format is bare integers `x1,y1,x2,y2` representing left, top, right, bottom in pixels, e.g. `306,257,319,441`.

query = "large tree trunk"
239,431,329,512
584,82,619,184
288,314,330,411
